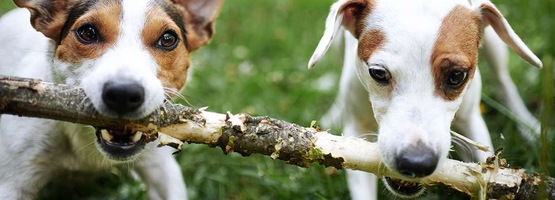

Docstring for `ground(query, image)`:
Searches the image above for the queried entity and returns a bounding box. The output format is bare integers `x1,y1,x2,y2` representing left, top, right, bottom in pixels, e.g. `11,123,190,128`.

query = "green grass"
1,0,553,199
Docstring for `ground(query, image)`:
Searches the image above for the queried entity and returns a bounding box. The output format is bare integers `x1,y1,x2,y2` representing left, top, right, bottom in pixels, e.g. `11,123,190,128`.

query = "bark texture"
0,75,553,199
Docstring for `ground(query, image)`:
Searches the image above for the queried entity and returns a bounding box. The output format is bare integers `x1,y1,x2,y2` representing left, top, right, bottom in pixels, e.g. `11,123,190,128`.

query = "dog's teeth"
101,129,113,142
131,131,143,143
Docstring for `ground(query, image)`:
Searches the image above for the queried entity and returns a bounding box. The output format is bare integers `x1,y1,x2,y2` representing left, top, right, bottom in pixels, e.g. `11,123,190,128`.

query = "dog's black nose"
395,144,438,178
102,80,145,115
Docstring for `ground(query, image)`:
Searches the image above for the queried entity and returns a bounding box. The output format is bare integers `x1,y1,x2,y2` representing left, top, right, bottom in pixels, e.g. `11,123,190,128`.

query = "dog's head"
310,0,541,179
15,0,223,160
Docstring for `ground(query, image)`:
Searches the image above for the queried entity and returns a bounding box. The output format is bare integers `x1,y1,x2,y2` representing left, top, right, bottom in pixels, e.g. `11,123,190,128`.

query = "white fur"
310,0,541,199
0,1,186,199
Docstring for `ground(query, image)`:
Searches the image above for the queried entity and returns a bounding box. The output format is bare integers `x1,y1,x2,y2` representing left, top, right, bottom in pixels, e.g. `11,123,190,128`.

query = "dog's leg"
326,31,379,200
344,122,378,200
482,26,539,145
0,161,51,199
329,76,379,200
134,143,187,200
454,72,494,162
346,169,378,199
340,79,379,200
0,169,50,199
0,117,56,199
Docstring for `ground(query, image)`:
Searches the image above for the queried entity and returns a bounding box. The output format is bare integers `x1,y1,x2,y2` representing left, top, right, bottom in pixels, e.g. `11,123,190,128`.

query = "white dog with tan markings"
309,0,542,198
0,0,223,199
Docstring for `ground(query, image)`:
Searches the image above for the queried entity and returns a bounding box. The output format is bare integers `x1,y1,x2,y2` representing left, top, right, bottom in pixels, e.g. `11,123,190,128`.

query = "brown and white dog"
309,0,542,198
0,0,223,199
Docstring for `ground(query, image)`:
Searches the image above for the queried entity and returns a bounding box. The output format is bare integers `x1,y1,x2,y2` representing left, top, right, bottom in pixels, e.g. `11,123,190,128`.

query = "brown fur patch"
14,0,77,41
174,0,224,51
358,29,385,62
340,0,374,38
142,6,190,92
55,2,121,63
431,5,481,101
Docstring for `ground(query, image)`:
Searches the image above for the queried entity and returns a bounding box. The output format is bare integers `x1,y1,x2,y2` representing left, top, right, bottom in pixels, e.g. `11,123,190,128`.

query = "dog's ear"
172,0,224,51
13,0,74,41
308,0,370,68
476,2,542,68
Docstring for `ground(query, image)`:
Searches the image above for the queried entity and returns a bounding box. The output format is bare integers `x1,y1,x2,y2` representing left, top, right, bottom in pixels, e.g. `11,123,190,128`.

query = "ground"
0,0,553,199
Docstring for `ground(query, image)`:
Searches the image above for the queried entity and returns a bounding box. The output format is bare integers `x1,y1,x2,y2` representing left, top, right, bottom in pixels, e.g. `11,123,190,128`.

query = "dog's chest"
52,122,119,171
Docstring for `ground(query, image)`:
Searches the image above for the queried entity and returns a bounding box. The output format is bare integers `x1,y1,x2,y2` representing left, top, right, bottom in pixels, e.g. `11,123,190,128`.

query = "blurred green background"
0,0,553,199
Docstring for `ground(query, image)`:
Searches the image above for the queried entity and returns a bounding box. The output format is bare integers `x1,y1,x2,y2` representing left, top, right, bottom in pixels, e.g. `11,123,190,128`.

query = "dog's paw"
382,176,425,199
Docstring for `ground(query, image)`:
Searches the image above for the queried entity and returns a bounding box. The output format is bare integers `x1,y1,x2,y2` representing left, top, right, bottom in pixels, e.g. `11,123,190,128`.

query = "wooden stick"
0,75,552,199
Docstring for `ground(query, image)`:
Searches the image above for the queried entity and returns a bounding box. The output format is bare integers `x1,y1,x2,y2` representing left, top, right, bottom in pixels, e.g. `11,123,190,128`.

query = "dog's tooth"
101,129,113,141
131,131,143,143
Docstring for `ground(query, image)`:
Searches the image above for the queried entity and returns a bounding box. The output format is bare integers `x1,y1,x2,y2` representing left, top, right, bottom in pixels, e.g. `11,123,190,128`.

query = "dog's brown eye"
156,31,179,50
75,24,99,44
446,70,468,88
369,66,391,84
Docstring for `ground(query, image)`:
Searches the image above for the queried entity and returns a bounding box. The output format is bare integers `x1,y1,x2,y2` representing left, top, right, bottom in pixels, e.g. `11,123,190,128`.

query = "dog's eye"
446,70,468,88
156,31,179,50
368,66,391,84
75,24,99,44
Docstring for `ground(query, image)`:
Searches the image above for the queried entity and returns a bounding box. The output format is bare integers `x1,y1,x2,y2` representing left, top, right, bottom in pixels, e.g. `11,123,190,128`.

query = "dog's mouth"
382,176,425,198
94,127,146,161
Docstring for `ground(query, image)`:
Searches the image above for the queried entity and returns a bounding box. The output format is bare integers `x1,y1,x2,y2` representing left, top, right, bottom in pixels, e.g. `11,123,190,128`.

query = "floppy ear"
476,2,542,68
13,0,75,41
308,0,370,68
172,0,224,51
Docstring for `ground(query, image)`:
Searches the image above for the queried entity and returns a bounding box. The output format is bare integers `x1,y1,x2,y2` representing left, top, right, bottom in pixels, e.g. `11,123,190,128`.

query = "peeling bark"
0,75,553,199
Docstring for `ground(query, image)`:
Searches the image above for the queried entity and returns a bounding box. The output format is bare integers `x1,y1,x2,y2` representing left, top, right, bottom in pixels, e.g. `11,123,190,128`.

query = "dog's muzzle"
94,127,146,161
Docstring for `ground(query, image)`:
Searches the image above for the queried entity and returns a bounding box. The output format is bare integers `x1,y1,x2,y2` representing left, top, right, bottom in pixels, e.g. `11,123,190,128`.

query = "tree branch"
0,75,552,199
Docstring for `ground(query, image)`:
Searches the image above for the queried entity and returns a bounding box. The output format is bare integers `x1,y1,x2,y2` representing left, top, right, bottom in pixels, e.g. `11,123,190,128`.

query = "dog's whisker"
101,155,107,169
77,96,93,112
450,130,490,153
159,103,168,114
78,96,89,106
163,87,180,98
86,149,101,162
377,160,387,177
125,161,132,171
357,132,378,142
76,140,96,154
163,87,194,107
451,136,474,160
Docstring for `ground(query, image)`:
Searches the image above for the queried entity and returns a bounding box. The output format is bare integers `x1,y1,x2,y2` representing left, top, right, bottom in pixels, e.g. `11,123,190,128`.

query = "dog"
308,0,542,199
0,0,223,199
